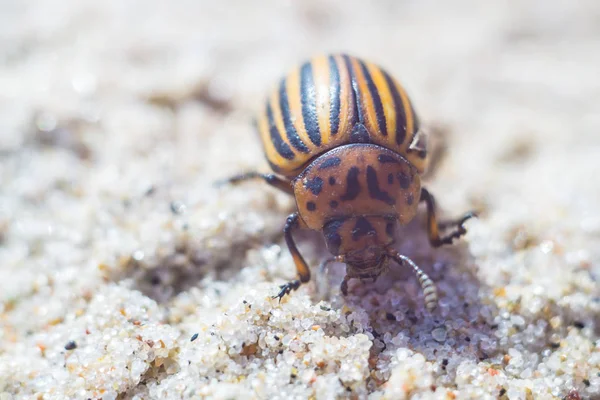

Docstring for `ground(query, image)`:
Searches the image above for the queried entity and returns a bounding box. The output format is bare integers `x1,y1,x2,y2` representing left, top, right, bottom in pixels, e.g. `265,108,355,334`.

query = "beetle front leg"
273,213,311,300
216,172,294,195
420,188,476,247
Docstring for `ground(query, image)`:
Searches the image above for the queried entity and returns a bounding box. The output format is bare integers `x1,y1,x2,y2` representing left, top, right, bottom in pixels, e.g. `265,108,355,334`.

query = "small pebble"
432,327,447,342
64,341,77,350
170,201,186,215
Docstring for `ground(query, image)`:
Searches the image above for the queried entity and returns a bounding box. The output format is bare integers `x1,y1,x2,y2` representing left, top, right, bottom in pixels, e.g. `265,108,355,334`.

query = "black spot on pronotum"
306,201,317,211
340,166,361,201
329,176,336,185
377,154,400,164
319,156,342,170
397,172,410,189
407,193,414,205
350,123,370,143
352,217,376,240
330,200,339,209
366,166,395,205
304,177,323,195
387,173,393,184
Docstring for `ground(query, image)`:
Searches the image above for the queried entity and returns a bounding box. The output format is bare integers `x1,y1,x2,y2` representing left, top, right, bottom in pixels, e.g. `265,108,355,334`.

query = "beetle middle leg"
273,212,311,300
216,172,293,195
420,188,476,247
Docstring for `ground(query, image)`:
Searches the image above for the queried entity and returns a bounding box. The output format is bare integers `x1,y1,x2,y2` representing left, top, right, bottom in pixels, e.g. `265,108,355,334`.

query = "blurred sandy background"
1,1,599,399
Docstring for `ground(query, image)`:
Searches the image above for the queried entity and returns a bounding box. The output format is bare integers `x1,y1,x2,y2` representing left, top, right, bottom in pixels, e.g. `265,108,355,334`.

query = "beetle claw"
272,280,301,302
461,211,477,224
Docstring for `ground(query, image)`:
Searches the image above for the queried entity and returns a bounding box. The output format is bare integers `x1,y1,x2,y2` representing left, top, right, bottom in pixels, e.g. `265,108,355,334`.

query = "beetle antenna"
387,249,438,312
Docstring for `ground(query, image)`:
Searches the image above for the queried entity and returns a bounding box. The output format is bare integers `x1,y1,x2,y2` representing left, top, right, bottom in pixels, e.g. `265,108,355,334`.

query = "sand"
1,0,599,399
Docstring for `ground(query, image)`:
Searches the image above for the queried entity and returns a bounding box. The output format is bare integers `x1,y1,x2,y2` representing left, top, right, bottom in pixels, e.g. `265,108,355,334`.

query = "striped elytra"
227,53,475,311
257,54,426,179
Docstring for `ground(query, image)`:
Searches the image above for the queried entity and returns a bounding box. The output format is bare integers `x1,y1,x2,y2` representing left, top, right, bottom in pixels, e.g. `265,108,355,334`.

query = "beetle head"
322,215,396,278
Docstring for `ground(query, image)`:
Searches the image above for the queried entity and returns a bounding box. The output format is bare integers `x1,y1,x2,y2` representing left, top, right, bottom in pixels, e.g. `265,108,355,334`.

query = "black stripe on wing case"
279,79,309,153
342,54,361,126
328,55,341,137
382,70,407,145
359,60,387,136
267,103,295,160
300,62,322,146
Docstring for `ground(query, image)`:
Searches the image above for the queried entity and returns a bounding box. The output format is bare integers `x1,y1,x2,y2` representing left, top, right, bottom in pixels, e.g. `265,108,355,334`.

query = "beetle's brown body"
224,54,474,311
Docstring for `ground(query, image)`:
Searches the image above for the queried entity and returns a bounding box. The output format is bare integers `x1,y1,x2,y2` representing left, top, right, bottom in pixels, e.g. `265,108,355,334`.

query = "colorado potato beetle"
224,54,474,311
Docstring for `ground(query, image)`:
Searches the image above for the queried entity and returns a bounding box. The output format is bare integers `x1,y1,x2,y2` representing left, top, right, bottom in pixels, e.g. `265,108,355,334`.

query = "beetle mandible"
222,54,475,311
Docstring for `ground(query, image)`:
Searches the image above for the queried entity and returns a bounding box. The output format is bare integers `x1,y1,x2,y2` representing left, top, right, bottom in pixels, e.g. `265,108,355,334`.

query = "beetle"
222,54,475,311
